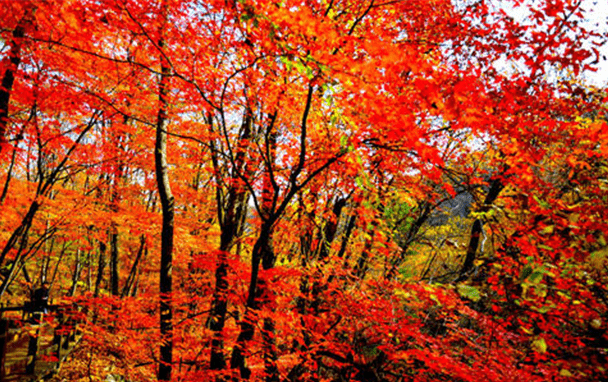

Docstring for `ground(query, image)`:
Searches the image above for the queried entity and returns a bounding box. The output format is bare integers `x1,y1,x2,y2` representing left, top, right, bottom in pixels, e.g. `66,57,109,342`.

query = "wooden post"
55,306,73,364
53,310,63,363
64,305,75,348
0,317,8,380
26,312,42,374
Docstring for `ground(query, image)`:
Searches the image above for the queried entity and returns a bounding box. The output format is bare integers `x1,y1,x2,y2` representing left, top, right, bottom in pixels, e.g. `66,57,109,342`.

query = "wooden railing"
0,304,82,381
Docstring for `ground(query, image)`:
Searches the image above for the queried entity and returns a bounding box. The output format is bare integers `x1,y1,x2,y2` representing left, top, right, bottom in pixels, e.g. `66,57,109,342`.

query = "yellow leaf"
532,338,547,353
539,225,554,235
559,369,573,377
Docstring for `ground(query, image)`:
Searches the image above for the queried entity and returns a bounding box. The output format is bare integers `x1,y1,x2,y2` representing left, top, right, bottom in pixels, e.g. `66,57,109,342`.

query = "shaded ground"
3,318,80,382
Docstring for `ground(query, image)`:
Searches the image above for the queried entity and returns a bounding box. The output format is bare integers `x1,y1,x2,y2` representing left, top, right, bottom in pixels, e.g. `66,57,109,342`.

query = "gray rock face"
428,192,474,226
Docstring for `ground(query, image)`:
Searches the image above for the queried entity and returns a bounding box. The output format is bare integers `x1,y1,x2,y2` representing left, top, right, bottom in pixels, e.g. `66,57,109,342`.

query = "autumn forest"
0,0,607,381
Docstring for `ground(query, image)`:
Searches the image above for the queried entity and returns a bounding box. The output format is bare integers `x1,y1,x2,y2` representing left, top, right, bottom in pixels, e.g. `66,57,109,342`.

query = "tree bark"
385,202,432,280
122,235,146,298
231,129,277,379
109,230,119,296
262,317,279,382
230,231,270,379
210,113,251,372
0,143,18,204
0,3,35,151
311,197,347,313
354,231,375,279
94,240,107,298
0,201,39,270
0,200,39,299
69,249,83,297
457,178,504,281
318,197,347,261
337,210,357,260
0,110,97,283
156,3,174,379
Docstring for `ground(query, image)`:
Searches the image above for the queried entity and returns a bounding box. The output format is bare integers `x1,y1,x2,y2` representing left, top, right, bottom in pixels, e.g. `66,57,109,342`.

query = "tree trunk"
156,3,174,379
0,143,18,204
122,235,146,298
0,201,41,299
262,318,279,382
109,126,125,297
230,134,278,379
318,197,347,261
230,83,317,380
311,197,346,313
0,3,35,151
354,232,375,279
210,113,251,372
336,210,357,260
94,240,107,298
0,201,39,270
231,117,277,377
229,229,272,379
457,178,504,281
109,229,119,296
385,202,432,280
69,249,83,297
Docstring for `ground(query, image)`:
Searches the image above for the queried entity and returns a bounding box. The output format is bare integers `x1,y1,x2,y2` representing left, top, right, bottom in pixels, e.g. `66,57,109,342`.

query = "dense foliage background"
0,0,607,380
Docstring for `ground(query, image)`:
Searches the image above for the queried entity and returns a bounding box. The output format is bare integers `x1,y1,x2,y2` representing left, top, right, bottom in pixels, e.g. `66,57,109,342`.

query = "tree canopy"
0,0,607,381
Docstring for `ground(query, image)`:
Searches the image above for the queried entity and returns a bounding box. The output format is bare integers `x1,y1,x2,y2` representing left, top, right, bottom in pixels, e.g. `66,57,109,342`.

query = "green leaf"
532,338,547,353
532,305,552,314
519,265,533,281
279,56,293,71
539,225,554,235
340,135,348,147
528,270,544,284
533,195,551,209
457,284,481,302
591,247,608,266
559,369,573,377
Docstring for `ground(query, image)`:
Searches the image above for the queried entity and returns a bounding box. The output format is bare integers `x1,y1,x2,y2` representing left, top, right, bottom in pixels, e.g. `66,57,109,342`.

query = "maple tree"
0,0,607,381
